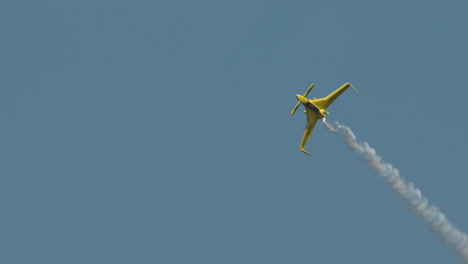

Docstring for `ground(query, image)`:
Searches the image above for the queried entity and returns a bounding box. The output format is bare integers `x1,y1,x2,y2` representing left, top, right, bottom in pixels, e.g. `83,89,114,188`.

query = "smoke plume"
321,118,338,134
324,120,468,263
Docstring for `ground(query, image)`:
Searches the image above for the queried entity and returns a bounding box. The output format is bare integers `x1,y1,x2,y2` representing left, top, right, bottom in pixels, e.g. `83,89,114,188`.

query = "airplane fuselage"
295,94,327,118
306,101,326,118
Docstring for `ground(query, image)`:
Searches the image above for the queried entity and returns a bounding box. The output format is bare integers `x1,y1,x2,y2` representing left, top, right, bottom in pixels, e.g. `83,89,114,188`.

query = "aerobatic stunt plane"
290,83,358,155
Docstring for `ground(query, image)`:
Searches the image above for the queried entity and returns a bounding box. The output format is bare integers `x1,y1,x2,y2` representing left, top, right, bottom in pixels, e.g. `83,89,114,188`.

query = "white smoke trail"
326,120,468,263
321,118,338,134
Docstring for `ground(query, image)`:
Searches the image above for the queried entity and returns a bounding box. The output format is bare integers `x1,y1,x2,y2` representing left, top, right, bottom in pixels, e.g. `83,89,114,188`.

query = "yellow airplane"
290,82,358,155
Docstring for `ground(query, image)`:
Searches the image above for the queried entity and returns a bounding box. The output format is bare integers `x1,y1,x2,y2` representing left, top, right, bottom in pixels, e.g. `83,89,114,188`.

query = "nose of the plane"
296,94,308,104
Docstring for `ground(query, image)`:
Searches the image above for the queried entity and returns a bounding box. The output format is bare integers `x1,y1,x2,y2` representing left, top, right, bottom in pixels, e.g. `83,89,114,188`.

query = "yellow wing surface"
299,107,320,156
312,82,358,109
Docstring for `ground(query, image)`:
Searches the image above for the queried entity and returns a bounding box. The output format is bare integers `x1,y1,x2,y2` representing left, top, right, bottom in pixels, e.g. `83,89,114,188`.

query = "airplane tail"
290,84,314,115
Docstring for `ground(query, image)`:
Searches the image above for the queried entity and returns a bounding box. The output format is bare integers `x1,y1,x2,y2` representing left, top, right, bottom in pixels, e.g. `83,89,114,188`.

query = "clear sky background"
1,0,467,263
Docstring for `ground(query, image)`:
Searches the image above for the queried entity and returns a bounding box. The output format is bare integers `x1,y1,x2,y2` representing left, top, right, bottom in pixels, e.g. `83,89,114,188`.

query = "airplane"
290,82,358,155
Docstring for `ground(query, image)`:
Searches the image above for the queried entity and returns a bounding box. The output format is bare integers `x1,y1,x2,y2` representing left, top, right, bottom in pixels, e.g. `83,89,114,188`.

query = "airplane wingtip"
350,83,359,93
300,148,313,156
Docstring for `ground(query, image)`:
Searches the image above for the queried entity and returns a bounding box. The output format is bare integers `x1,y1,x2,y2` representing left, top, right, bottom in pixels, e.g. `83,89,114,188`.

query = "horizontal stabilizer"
290,84,314,115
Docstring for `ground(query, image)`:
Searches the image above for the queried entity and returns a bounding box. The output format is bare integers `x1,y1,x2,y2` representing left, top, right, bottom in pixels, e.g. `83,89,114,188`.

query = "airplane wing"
299,108,320,155
312,83,355,110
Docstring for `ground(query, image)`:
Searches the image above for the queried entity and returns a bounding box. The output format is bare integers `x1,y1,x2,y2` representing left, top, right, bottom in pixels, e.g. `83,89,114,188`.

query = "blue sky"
1,0,467,263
